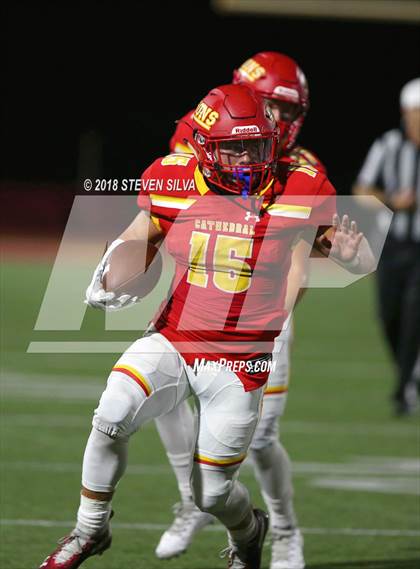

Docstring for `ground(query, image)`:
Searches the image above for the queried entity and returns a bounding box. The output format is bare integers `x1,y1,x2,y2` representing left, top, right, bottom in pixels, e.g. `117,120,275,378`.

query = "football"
102,240,162,299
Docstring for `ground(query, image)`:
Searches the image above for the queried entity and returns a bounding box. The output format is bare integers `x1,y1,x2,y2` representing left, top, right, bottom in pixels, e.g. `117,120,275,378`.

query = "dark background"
3,1,420,202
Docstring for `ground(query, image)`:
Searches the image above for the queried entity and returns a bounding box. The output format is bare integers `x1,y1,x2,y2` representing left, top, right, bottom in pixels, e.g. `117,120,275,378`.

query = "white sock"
218,480,257,545
155,400,195,503
262,492,294,531
228,508,258,546
82,428,128,493
251,441,297,529
166,451,194,503
76,494,112,537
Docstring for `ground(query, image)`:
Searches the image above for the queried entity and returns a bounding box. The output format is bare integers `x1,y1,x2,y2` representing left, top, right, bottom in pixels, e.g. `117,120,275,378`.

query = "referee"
353,77,420,416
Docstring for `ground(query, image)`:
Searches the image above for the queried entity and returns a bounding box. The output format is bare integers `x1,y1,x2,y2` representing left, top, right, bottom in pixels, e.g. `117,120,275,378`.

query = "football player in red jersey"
157,52,326,569
39,84,373,569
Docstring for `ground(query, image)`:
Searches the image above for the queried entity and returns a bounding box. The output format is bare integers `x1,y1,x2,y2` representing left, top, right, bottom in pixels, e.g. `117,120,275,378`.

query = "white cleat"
155,501,214,559
270,527,305,569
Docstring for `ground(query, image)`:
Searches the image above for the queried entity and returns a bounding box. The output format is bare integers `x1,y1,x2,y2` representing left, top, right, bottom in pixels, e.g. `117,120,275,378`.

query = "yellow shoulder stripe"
161,154,193,166
150,194,197,210
289,165,317,178
266,203,312,219
194,166,210,196
174,142,194,154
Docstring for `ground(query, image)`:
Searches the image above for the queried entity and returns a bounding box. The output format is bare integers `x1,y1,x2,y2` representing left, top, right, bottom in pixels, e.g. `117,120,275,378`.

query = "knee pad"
93,373,145,439
93,332,189,439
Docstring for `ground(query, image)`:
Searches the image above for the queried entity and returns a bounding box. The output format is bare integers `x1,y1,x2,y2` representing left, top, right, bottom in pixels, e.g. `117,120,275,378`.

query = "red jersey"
137,154,336,390
169,110,327,174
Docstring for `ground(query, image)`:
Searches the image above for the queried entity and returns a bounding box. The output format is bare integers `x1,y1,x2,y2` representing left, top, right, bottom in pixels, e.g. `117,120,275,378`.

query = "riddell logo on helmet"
231,125,260,135
273,85,299,102
193,102,220,131
239,58,266,82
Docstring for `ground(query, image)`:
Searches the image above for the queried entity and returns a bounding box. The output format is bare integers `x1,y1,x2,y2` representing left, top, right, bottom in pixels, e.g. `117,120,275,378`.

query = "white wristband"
103,238,125,262
91,238,125,284
100,238,125,279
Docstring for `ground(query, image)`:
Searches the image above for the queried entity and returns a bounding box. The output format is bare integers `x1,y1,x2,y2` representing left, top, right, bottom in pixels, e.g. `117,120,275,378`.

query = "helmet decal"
238,58,266,82
193,101,220,131
273,85,299,102
231,125,261,135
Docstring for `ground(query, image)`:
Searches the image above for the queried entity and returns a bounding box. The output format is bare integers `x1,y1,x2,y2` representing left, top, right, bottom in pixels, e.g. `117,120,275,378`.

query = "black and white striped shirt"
356,128,420,244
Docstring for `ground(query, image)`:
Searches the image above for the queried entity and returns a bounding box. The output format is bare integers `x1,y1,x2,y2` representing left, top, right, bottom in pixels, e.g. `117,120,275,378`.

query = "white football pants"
82,331,263,529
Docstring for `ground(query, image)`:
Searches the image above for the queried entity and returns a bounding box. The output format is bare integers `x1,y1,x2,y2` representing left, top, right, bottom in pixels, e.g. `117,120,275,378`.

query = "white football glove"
85,239,138,311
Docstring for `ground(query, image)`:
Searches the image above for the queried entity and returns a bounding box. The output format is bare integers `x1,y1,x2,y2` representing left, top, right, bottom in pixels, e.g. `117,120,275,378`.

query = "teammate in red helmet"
233,51,308,153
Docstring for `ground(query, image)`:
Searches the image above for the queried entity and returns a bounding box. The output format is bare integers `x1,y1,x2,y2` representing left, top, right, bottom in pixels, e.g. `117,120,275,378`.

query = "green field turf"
1,260,419,569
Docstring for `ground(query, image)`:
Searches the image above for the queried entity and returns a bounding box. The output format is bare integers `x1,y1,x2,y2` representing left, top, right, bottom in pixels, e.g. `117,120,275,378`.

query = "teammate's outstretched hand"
318,214,363,263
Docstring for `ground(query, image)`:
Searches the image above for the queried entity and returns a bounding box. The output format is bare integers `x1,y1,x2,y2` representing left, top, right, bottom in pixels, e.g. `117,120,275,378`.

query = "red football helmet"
233,51,309,152
187,84,279,196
